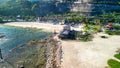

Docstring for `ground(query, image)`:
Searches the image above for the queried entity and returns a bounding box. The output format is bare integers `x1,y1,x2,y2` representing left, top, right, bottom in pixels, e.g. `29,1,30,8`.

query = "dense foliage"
108,59,120,68
0,0,120,23
108,54,120,68
105,30,120,35
114,54,120,60
62,12,120,24
0,0,75,17
0,0,34,16
114,24,120,30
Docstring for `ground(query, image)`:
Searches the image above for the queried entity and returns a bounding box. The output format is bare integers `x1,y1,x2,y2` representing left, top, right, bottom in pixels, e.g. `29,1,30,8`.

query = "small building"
59,25,78,39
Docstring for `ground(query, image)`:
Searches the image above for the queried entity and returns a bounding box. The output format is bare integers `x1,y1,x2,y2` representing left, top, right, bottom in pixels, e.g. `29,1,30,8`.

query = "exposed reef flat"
0,35,62,68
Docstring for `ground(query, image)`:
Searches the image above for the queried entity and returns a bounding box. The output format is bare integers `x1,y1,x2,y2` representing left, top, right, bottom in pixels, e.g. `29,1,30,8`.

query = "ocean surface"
0,25,51,55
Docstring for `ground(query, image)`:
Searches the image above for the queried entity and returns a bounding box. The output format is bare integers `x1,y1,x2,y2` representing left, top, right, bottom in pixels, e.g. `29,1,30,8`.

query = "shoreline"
3,34,62,68
0,23,63,68
3,22,64,33
2,22,120,68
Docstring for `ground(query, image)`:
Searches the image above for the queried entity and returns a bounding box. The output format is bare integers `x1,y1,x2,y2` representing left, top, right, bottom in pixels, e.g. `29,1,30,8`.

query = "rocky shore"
46,35,62,68
0,35,62,68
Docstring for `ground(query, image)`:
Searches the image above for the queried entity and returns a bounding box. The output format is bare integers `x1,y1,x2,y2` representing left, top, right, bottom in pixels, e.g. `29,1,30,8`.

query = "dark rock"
101,36,108,38
0,35,5,38
59,29,78,40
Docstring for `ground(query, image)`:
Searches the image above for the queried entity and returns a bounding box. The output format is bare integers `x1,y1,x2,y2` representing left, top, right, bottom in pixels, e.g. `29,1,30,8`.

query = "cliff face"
38,0,120,16
71,0,120,15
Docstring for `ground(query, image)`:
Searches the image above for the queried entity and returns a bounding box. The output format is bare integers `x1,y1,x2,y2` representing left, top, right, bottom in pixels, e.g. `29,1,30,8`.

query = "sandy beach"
4,22,64,33
3,22,120,68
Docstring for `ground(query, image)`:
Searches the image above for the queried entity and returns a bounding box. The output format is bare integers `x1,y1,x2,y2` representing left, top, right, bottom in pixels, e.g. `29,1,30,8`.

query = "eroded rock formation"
71,0,120,15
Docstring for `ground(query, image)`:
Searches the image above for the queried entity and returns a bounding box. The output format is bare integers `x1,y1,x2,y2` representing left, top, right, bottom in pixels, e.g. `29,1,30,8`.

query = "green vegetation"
104,22,120,35
105,30,120,35
0,0,39,21
0,0,76,20
108,59,120,68
63,12,120,24
64,13,89,24
100,13,120,24
114,24,120,30
108,53,120,68
0,0,34,16
0,0,120,23
0,0,59,21
114,54,120,60
75,31,93,41
85,25,102,32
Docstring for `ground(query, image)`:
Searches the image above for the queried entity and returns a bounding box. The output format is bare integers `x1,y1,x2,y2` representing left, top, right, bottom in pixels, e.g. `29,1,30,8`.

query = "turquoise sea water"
0,25,51,55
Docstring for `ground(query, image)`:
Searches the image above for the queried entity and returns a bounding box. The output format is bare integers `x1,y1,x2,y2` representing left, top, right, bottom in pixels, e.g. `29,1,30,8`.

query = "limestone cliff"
71,0,120,15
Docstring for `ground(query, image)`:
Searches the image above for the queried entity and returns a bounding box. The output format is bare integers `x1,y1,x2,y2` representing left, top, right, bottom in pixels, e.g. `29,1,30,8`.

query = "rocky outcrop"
3,35,62,68
0,33,5,38
71,0,120,15
0,35,5,38
46,35,62,68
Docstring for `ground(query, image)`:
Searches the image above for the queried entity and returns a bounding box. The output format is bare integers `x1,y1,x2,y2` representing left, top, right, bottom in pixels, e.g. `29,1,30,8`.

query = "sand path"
61,34,120,68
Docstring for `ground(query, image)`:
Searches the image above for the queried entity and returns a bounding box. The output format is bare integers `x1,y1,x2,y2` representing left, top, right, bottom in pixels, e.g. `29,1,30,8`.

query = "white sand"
4,22,64,33
61,34,120,68
4,22,85,32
